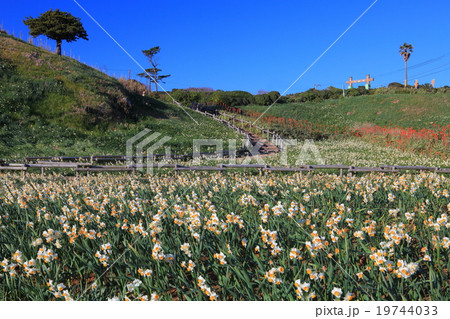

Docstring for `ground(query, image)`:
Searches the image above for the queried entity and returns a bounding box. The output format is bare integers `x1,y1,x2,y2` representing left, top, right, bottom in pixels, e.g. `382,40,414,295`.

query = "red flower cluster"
224,106,347,138
355,124,449,158
224,106,449,158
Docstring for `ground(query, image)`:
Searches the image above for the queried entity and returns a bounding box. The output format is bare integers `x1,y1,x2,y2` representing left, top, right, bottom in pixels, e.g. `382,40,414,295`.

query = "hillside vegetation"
228,93,449,160
0,33,134,127
0,33,239,160
240,93,450,131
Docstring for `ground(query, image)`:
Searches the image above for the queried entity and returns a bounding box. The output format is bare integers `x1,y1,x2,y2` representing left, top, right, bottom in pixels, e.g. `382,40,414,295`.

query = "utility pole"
128,69,131,80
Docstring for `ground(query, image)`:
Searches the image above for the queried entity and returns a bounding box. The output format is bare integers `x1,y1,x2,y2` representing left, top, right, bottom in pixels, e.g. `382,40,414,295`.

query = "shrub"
388,82,404,88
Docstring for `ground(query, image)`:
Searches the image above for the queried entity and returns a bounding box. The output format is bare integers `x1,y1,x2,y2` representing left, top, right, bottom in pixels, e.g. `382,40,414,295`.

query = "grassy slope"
241,94,450,130
234,93,449,165
0,33,240,160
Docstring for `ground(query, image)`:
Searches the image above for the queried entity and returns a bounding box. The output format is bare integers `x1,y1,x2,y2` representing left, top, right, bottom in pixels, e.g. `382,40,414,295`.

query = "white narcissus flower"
344,292,355,301
300,282,310,292
331,287,343,298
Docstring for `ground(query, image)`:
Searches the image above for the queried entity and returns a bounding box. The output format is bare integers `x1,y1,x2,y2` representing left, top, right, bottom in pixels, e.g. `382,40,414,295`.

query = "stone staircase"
247,132,280,155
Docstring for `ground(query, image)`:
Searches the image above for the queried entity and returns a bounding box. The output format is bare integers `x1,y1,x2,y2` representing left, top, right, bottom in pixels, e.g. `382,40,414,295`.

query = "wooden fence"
190,107,286,152
1,161,449,176
23,150,250,164
2,108,448,176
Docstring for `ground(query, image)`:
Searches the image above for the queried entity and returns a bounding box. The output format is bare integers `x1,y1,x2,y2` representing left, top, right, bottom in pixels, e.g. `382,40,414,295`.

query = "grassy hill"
240,93,450,131
232,92,449,161
239,93,449,164
0,33,240,160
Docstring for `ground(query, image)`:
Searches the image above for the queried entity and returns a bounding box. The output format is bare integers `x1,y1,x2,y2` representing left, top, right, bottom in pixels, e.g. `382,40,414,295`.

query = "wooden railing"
2,108,448,176
1,162,449,176
190,107,286,152
23,149,250,164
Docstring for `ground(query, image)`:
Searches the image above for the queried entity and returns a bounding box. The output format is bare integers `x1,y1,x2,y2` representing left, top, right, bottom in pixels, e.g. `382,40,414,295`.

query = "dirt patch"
376,111,382,115
346,111,355,116
351,122,376,131
392,99,400,104
24,51,45,66
400,107,428,115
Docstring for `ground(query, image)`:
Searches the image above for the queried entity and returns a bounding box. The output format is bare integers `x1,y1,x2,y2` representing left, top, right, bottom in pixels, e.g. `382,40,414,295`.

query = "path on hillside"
245,131,280,155
190,107,281,156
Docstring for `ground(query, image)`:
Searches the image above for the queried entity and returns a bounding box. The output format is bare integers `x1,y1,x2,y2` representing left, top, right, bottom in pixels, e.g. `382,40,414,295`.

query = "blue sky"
3,0,450,94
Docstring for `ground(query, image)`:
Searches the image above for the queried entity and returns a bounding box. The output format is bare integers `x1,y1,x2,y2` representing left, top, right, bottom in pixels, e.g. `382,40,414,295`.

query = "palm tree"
399,43,414,87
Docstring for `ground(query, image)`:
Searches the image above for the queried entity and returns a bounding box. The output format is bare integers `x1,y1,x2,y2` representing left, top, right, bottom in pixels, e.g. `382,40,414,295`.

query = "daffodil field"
0,172,448,301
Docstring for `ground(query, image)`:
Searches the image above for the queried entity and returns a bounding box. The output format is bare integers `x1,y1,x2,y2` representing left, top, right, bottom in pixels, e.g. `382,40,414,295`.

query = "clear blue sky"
3,0,450,93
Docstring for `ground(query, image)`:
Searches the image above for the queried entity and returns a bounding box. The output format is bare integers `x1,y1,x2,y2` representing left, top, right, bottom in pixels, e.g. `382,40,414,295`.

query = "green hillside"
241,93,450,130
0,33,239,160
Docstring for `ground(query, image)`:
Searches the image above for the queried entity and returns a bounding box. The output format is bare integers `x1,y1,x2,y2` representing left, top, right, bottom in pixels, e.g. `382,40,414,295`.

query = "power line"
252,0,379,125
408,54,449,70
415,66,450,80
375,53,450,78
410,61,450,78
72,0,199,125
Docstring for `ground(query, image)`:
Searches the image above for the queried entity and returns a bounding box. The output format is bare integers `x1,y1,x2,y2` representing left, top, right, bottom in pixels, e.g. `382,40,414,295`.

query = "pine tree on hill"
23,9,88,56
